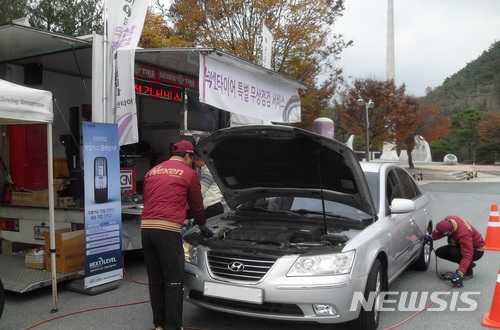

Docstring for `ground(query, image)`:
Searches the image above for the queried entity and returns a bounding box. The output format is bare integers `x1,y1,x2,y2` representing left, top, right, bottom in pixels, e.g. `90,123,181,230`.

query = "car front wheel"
350,259,385,330
411,224,432,271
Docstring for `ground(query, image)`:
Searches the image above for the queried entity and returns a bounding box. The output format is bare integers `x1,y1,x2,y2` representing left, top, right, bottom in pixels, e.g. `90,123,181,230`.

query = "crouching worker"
426,215,485,287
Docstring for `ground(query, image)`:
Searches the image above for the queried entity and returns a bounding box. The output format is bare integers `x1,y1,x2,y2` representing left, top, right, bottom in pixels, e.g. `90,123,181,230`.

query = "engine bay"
183,220,352,256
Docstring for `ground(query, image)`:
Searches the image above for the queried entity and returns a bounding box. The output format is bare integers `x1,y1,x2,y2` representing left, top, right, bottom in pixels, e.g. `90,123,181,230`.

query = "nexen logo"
89,257,117,269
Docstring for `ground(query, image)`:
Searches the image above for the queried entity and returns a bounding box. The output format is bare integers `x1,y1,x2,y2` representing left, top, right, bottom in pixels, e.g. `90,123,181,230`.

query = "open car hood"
196,125,376,217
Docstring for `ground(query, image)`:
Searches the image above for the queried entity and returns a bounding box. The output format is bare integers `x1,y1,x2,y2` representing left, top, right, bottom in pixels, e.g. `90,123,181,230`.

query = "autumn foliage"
477,112,500,144
336,79,450,168
163,0,351,125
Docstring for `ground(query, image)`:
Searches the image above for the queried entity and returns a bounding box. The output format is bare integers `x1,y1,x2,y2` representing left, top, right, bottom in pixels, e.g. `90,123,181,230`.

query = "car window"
395,168,421,200
386,170,402,203
363,172,380,213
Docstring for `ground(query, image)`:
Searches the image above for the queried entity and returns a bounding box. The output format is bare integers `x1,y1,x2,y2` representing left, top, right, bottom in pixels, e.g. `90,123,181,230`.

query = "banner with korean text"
199,53,302,123
106,0,148,145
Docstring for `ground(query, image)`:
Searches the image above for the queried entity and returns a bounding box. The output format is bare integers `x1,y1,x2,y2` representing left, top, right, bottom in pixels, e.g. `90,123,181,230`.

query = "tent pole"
47,122,58,312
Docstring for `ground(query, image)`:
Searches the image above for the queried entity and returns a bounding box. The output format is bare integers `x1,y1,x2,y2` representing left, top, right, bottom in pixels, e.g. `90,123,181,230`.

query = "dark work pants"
141,228,184,330
205,202,224,219
435,244,484,274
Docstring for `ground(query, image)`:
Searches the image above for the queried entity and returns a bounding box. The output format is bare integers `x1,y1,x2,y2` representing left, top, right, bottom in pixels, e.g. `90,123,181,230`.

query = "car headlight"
287,250,355,276
183,241,197,265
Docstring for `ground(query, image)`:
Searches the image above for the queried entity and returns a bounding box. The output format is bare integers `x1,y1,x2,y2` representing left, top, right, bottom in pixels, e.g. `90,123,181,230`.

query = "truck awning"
0,22,94,78
0,22,308,123
134,47,307,90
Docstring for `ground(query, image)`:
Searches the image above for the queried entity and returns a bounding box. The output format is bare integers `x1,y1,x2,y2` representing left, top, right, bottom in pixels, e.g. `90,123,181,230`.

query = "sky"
334,0,500,97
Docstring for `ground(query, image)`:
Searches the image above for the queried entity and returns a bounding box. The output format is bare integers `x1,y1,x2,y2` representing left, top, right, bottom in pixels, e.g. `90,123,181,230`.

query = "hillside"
422,40,500,116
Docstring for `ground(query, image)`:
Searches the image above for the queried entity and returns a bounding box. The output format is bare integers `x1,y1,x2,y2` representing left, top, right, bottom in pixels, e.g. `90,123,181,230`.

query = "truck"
0,21,307,293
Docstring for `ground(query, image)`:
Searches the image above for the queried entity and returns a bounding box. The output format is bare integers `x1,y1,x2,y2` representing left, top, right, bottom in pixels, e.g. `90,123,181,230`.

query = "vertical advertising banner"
261,24,273,70
106,0,148,145
82,122,123,288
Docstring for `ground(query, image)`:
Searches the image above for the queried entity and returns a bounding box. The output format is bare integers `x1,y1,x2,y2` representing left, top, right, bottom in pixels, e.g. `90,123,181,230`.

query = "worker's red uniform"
431,215,485,274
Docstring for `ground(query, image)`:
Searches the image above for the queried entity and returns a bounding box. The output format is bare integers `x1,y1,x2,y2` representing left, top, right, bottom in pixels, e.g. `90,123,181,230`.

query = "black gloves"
451,272,463,287
200,226,214,238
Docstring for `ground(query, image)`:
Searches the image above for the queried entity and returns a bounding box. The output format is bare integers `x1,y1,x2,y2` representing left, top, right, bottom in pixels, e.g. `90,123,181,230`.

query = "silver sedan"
182,125,433,330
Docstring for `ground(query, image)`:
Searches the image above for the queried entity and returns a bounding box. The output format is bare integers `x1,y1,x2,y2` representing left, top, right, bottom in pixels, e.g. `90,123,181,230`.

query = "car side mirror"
390,198,415,214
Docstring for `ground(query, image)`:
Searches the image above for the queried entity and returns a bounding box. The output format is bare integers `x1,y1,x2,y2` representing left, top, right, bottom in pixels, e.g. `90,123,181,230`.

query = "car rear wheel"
350,259,385,330
0,277,4,319
410,224,432,271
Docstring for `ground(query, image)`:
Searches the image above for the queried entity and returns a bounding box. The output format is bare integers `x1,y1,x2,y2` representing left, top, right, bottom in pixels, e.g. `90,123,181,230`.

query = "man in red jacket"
141,140,213,330
428,215,485,287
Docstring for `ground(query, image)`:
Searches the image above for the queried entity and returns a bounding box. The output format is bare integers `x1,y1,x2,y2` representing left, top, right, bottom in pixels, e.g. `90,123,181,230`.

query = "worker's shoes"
441,271,474,280
463,269,474,280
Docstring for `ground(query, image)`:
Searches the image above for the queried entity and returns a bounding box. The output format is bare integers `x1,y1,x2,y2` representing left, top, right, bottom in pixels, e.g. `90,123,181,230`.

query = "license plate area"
204,281,263,304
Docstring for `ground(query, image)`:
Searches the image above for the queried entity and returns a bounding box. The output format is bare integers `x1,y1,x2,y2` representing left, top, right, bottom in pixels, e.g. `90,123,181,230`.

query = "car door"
385,169,416,279
394,168,431,257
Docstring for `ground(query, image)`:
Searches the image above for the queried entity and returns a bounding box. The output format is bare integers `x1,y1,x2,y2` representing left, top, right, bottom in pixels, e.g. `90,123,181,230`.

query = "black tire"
411,224,432,271
94,157,108,203
94,187,108,204
350,259,385,330
0,278,5,319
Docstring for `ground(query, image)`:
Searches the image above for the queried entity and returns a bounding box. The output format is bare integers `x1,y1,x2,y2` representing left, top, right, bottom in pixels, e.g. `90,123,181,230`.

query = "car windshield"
237,196,370,220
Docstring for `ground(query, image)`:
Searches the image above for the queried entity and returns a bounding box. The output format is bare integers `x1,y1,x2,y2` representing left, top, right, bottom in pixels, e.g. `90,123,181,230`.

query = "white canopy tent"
0,79,59,310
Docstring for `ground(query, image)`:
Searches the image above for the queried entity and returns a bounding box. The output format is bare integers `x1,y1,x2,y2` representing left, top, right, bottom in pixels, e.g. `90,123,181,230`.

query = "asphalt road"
1,179,499,330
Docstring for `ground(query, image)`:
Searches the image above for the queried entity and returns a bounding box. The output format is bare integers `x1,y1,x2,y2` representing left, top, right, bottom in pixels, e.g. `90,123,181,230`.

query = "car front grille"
207,251,277,281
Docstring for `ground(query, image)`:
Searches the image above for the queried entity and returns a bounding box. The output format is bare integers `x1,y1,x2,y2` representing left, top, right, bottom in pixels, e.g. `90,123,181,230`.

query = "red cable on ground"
24,300,150,329
383,285,456,330
24,251,150,329
122,251,149,286
23,252,210,330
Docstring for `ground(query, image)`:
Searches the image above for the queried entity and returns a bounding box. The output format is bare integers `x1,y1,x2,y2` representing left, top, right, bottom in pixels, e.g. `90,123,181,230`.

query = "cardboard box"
25,248,46,270
45,229,85,273
34,190,49,207
12,190,35,206
12,189,49,207
12,180,64,207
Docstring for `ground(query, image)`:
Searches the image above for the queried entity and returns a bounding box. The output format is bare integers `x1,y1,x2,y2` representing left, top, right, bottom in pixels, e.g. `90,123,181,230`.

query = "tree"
477,112,500,144
29,0,103,35
335,79,415,152
138,9,176,48
429,137,456,163
396,101,450,168
165,0,352,124
296,74,342,130
0,0,29,23
335,79,450,168
476,112,500,163
2,0,104,35
450,108,484,162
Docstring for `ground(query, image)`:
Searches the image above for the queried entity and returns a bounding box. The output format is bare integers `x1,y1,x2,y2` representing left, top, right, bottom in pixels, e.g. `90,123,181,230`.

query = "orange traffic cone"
485,204,500,251
483,269,500,328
